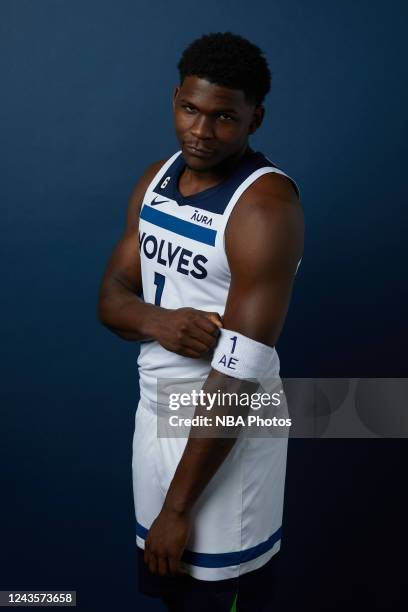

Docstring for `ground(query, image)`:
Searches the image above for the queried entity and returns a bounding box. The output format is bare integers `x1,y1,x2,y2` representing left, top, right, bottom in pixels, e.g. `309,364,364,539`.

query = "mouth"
184,143,215,158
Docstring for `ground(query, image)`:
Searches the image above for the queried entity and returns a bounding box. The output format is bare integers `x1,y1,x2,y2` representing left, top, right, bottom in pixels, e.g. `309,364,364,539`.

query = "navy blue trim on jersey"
136,521,281,568
151,148,283,215
140,204,217,246
136,546,282,601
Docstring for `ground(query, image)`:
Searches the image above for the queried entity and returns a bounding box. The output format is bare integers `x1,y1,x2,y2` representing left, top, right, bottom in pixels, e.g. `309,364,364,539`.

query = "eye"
218,113,234,122
182,104,196,113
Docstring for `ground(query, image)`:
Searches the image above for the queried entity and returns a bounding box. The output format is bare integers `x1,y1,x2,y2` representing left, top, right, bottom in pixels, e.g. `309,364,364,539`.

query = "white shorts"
132,394,288,581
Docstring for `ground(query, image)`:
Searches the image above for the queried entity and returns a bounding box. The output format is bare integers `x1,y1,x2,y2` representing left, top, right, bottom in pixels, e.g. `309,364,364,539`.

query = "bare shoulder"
227,170,303,237
126,158,167,228
241,170,300,213
225,169,304,270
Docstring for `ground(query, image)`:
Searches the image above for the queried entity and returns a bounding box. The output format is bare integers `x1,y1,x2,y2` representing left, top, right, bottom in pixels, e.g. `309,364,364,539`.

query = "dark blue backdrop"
1,1,406,610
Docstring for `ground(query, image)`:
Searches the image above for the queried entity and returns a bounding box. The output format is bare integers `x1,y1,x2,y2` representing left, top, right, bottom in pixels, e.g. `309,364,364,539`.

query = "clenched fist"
155,307,222,358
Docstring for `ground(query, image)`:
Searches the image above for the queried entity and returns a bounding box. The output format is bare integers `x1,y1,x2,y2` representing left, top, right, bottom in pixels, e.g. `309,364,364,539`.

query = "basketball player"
98,32,304,611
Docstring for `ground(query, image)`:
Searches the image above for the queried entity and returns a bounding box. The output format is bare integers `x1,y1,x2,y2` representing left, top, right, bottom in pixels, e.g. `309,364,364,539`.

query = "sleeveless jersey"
137,147,300,404
133,148,300,581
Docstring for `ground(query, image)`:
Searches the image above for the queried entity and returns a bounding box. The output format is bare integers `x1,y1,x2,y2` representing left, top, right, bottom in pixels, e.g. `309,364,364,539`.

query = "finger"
182,337,213,354
148,552,158,575
168,555,187,577
144,547,155,575
206,312,223,328
195,315,222,335
189,327,219,348
143,546,149,565
158,555,169,577
180,348,202,359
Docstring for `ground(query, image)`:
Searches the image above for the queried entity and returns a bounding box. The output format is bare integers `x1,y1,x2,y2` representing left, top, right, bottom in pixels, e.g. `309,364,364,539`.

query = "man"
98,32,304,611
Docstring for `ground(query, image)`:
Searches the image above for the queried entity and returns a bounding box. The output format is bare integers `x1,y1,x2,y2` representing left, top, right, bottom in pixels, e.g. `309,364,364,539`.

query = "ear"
248,106,265,135
172,86,180,112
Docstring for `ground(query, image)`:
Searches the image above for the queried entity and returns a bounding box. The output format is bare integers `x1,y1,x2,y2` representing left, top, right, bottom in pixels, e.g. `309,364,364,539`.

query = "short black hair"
177,32,271,106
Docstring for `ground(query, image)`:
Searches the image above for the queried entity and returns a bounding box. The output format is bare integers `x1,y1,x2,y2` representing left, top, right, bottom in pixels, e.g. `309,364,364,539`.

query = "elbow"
97,291,111,328
96,293,132,341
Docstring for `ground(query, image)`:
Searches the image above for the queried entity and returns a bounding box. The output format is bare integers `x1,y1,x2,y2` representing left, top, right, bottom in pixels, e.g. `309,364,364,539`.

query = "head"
173,32,271,170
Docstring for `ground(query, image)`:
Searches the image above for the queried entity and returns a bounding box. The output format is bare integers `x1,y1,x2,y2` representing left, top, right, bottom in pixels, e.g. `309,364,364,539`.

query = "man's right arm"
97,160,166,342
97,161,222,357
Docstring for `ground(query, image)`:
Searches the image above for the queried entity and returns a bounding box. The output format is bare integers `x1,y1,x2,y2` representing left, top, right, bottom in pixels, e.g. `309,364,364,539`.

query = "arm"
97,159,167,341
97,161,222,353
144,172,304,576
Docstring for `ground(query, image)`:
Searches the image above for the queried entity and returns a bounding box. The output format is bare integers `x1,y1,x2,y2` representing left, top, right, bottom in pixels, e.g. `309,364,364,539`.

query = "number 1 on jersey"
153,272,166,306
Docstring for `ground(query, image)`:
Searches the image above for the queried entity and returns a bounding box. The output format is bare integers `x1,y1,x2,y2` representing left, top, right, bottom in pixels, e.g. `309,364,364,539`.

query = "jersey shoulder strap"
218,151,300,235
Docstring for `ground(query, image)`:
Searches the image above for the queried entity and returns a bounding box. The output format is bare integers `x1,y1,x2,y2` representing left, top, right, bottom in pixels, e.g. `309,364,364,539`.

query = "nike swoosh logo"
150,196,169,206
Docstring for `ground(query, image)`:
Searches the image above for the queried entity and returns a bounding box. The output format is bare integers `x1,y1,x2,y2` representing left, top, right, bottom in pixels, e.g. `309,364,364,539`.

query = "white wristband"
211,328,280,389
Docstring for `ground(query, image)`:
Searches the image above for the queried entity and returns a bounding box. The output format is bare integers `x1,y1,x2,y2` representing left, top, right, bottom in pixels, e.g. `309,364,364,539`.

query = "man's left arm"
144,174,304,576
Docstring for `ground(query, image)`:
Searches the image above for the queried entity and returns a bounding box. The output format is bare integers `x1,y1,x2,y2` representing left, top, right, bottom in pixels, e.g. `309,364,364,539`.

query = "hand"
144,506,192,576
155,307,222,358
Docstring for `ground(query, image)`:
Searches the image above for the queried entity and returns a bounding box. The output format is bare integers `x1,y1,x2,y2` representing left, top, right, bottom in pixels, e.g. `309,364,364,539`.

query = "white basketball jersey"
133,147,300,580
137,147,300,403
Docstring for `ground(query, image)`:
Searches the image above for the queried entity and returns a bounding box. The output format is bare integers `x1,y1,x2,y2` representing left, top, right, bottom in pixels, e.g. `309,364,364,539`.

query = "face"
172,76,264,171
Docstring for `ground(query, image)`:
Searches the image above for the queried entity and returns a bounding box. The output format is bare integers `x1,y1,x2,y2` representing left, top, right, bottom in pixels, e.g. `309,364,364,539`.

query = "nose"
190,114,214,140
